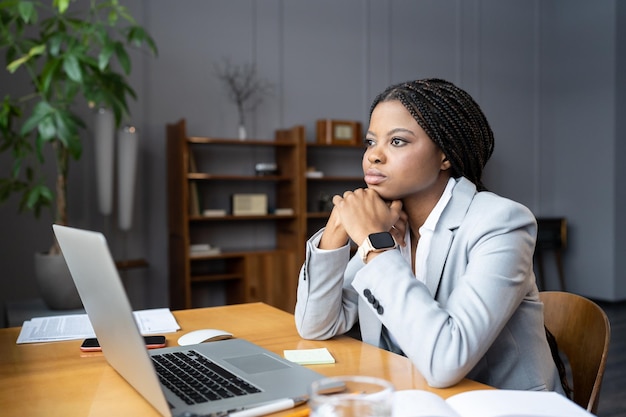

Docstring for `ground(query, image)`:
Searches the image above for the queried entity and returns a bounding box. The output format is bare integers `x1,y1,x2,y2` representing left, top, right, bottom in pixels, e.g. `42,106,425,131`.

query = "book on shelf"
189,244,221,256
392,389,594,417
274,208,294,216
189,183,201,216
305,170,324,178
203,209,227,217
187,149,201,216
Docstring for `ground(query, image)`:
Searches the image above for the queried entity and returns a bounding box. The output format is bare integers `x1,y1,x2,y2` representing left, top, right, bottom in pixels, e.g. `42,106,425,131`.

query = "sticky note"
283,347,336,365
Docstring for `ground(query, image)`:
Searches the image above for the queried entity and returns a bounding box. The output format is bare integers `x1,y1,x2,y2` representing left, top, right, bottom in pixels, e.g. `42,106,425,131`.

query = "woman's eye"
391,137,407,146
363,138,375,146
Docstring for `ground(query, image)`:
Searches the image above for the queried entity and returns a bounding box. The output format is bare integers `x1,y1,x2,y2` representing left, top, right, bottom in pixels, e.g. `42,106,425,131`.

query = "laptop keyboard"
152,350,261,405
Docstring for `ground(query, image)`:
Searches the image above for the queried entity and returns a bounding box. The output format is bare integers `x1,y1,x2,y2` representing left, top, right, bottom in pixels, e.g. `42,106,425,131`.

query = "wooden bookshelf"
167,119,364,313
167,119,305,312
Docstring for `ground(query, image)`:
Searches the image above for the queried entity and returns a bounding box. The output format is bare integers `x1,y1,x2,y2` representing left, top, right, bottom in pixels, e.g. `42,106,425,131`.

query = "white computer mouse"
177,329,234,346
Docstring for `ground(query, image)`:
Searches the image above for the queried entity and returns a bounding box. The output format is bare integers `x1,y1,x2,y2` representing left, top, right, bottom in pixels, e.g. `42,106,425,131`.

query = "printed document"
16,308,180,344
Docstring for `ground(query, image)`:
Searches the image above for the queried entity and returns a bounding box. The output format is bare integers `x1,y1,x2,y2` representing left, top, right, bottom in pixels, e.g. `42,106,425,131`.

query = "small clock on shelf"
316,119,361,146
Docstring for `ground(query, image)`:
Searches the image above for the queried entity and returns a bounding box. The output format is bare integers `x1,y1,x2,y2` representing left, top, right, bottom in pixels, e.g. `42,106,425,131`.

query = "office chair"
539,291,611,414
534,217,567,291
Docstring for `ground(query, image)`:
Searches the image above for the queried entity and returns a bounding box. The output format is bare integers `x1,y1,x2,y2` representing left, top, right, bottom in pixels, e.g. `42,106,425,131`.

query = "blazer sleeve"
350,195,538,388
294,229,361,339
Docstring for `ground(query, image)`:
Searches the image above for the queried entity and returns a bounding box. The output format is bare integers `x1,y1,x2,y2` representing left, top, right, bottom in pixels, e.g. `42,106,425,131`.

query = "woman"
294,78,565,393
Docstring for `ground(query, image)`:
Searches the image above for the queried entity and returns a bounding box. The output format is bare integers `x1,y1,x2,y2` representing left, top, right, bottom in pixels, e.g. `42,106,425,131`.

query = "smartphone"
80,335,166,352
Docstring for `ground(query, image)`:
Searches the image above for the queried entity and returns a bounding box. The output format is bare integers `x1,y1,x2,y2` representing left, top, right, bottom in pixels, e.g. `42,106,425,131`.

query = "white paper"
392,390,594,417
131,308,180,334
393,390,461,417
445,390,593,417
16,308,180,344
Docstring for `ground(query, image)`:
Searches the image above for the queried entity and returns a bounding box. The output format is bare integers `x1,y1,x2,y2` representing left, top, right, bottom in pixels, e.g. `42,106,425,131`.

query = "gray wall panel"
1,0,624,327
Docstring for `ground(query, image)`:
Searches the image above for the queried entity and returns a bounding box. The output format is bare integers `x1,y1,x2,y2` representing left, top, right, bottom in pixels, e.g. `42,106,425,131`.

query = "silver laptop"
53,224,324,417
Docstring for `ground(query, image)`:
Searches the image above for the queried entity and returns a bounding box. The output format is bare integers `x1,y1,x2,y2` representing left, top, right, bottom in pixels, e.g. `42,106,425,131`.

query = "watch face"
369,232,396,249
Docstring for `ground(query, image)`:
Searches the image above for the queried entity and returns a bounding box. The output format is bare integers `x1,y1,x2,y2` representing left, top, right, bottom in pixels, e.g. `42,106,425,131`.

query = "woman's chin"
367,186,400,201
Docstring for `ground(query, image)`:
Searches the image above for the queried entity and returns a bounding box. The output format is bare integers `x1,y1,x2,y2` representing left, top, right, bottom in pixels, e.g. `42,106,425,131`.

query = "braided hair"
370,78,494,191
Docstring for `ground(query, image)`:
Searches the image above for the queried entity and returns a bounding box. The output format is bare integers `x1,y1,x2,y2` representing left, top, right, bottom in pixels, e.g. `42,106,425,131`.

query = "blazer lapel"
425,229,454,297
424,178,476,297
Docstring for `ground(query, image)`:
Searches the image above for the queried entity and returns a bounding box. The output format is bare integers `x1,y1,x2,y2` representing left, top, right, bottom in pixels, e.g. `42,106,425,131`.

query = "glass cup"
309,375,395,417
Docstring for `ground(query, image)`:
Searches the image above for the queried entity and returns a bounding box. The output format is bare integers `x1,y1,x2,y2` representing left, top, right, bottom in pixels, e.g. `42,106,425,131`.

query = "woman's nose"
367,148,383,164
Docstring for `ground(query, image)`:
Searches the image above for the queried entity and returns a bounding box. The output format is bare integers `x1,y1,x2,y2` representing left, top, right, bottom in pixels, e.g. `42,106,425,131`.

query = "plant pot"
34,252,83,310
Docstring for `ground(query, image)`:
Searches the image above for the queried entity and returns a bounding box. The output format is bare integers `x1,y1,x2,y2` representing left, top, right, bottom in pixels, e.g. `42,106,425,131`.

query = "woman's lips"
364,169,386,185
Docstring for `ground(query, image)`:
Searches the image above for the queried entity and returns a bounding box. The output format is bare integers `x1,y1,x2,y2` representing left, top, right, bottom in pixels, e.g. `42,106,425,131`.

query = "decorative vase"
238,124,247,140
117,125,138,231
34,252,83,310
94,107,115,216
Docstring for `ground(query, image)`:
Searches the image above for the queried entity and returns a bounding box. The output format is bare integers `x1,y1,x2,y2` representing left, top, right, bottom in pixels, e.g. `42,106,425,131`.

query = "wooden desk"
0,303,489,417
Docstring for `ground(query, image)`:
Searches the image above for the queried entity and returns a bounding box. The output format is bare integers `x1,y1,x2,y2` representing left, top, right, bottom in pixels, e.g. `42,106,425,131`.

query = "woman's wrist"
319,228,349,249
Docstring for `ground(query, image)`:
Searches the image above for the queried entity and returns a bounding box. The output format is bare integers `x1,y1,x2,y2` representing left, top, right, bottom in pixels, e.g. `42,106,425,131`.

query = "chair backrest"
539,291,611,413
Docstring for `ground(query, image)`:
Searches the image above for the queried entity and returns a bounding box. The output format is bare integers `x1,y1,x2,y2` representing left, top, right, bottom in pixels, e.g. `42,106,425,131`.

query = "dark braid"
370,78,494,191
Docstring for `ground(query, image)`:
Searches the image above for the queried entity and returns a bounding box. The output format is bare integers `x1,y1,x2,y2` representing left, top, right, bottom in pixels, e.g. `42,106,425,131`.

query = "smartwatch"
358,232,397,263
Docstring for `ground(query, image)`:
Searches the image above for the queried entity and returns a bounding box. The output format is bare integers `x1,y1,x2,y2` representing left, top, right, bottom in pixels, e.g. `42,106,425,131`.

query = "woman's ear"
441,156,452,171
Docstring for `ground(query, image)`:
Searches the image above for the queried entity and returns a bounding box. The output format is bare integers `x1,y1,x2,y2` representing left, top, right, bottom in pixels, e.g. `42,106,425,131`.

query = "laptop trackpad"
225,354,289,374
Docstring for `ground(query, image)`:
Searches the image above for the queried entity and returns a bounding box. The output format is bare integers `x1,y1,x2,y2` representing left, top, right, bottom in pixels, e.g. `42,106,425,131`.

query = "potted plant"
0,0,157,309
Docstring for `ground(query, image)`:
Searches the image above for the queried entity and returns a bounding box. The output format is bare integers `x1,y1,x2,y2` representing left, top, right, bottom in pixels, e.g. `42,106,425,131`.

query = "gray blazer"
295,177,563,393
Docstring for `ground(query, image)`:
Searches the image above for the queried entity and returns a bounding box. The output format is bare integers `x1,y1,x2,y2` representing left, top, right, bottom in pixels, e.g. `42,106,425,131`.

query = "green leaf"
11,158,23,179
34,133,46,162
6,54,29,73
50,109,83,160
114,42,131,74
53,110,72,146
24,183,53,216
39,184,54,202
0,97,20,131
79,54,98,69
6,44,45,73
126,26,158,56
39,58,62,94
21,101,53,135
37,116,56,141
29,43,45,56
107,10,118,26
62,53,82,82
53,0,70,14
98,43,114,71
146,36,159,56
48,33,64,57
115,5,136,25
17,1,36,24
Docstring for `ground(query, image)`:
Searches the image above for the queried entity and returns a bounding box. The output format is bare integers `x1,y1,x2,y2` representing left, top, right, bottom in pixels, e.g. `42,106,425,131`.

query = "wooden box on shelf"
232,193,268,216
316,119,362,146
